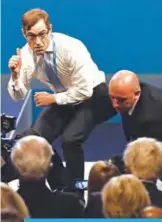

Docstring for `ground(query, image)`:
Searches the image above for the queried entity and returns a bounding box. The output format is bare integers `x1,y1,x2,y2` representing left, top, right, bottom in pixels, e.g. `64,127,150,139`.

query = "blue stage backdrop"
2,0,162,75
1,0,162,161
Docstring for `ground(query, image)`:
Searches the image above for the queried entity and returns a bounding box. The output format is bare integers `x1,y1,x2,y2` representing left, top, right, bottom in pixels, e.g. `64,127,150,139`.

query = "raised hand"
8,48,22,80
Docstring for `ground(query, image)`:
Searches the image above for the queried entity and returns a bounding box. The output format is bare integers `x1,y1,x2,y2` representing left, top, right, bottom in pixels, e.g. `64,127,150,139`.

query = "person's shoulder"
90,191,101,197
19,43,33,62
53,32,87,51
141,82,162,93
54,189,81,199
53,32,83,43
54,190,84,205
141,82,162,101
143,180,162,196
89,192,102,202
20,43,31,54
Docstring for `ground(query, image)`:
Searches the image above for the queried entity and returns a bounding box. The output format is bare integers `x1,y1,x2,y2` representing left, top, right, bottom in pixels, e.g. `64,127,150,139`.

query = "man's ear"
22,28,26,39
134,90,141,100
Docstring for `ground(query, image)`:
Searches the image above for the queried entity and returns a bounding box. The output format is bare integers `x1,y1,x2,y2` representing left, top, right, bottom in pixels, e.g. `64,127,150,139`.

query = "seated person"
1,208,24,222
10,135,84,218
140,206,162,218
123,137,162,207
102,174,151,218
1,182,30,218
85,160,120,218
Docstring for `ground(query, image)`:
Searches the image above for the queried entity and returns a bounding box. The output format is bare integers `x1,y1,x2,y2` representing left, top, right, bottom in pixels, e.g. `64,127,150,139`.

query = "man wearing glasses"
8,8,116,192
108,70,162,142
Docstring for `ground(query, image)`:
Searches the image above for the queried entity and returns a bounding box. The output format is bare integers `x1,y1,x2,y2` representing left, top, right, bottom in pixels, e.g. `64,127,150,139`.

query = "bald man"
108,70,162,141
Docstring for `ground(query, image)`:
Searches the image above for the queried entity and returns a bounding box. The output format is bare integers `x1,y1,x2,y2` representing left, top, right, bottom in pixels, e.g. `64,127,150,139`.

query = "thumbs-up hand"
8,48,22,80
16,48,21,57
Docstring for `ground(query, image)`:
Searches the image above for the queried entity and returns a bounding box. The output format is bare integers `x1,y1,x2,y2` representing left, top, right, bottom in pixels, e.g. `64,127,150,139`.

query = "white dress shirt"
8,32,106,105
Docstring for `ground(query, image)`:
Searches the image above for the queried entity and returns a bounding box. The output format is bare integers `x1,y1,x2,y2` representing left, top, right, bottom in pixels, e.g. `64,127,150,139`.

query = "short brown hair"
22,8,50,31
88,161,119,196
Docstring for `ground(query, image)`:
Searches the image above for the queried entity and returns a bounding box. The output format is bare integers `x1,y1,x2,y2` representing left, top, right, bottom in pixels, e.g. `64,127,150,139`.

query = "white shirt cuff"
55,93,67,105
9,77,27,93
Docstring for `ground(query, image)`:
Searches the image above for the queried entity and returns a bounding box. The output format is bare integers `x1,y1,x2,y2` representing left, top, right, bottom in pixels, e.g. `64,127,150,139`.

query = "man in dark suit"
108,70,162,142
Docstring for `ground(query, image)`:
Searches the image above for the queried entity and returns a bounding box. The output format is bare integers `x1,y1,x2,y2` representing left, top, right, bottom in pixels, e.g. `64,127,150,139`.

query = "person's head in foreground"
1,182,30,218
88,160,120,197
102,174,151,218
11,135,54,180
1,208,24,222
108,70,141,113
140,206,162,218
123,137,162,181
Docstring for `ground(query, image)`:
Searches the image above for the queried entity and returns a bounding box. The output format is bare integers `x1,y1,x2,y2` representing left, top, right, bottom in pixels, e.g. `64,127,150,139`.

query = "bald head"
108,70,141,113
109,70,140,95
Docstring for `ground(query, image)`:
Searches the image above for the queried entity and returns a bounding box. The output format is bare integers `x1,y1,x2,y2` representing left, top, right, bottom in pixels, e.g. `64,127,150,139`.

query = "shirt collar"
128,96,140,116
45,35,53,53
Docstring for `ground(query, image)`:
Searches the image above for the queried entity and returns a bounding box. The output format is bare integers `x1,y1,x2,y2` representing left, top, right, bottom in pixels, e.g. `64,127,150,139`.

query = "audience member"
1,182,30,218
140,206,162,218
1,209,24,222
85,160,120,218
11,135,84,218
123,137,162,207
102,174,151,218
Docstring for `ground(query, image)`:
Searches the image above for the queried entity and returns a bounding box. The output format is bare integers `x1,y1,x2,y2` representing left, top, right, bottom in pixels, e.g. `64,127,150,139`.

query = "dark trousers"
31,83,116,188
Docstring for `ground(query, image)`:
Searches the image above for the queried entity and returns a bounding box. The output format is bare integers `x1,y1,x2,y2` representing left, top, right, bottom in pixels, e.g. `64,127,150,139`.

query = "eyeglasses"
26,30,49,42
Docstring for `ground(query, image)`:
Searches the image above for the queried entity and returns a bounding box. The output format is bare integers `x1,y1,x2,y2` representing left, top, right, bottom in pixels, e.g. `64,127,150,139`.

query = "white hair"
11,135,54,179
123,137,162,180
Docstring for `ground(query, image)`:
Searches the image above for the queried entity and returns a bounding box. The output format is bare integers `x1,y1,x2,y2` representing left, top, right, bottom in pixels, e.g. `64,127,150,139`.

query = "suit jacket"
122,83,162,142
17,179,84,218
84,192,104,218
143,181,162,208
